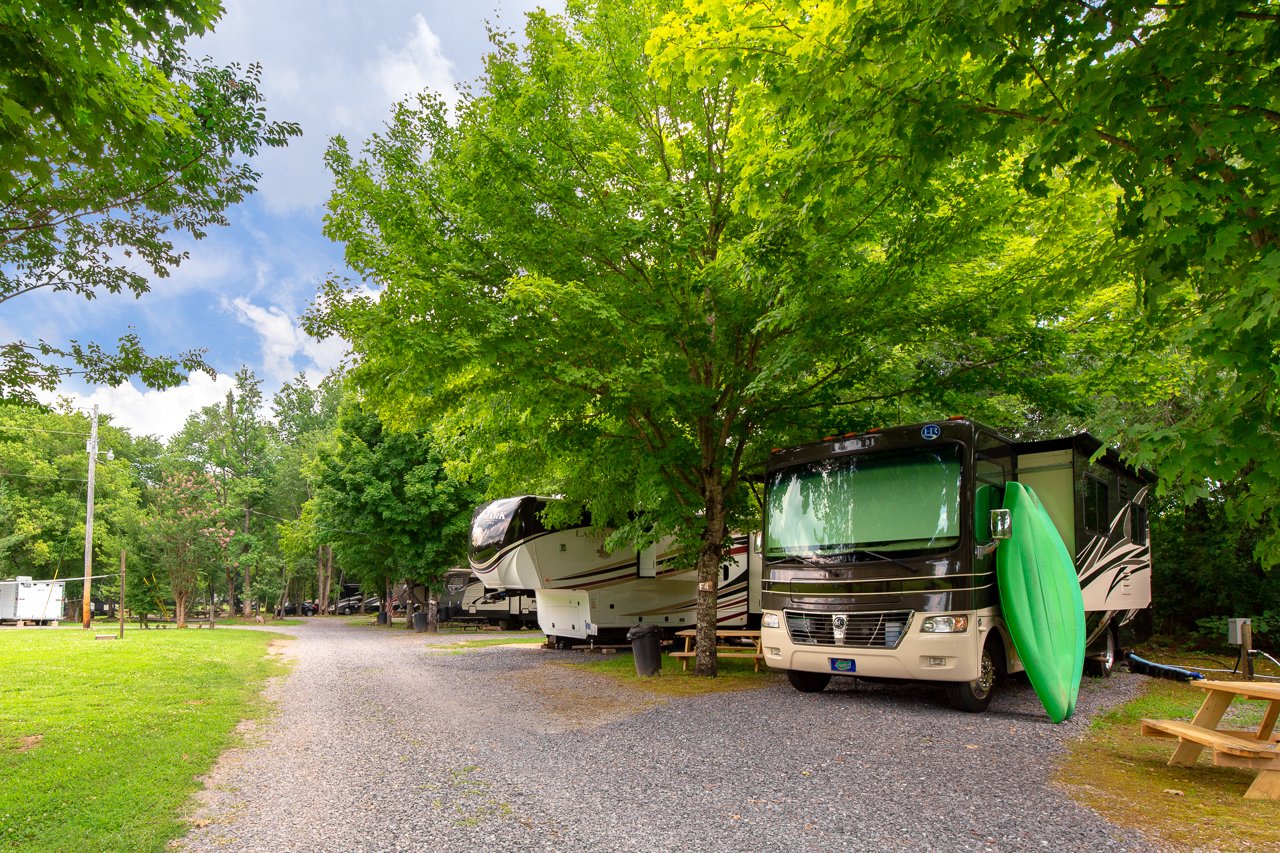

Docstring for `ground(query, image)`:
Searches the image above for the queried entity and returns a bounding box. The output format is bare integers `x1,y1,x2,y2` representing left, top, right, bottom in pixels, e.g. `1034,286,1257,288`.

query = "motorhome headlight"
921,615,969,633
762,612,781,629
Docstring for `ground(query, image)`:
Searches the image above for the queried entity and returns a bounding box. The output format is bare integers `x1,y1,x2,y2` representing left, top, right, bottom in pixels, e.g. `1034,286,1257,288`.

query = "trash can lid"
626,623,661,639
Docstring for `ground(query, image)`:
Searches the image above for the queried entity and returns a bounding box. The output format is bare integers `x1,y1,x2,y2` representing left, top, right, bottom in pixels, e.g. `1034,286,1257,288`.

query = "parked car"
275,601,318,617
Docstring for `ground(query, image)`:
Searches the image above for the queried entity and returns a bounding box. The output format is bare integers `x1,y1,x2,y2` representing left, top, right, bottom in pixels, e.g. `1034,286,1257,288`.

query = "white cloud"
375,15,458,114
228,297,347,385
45,372,238,441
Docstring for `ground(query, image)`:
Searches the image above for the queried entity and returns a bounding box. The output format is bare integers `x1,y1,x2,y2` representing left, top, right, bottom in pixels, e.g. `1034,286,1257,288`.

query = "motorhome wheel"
1085,628,1117,678
786,670,831,693
945,641,1001,713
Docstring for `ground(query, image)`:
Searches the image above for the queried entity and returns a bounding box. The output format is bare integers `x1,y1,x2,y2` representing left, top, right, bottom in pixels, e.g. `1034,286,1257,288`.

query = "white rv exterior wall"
0,577,65,621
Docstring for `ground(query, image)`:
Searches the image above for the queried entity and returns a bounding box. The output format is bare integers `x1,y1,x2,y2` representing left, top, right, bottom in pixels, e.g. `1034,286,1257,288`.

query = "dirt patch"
511,662,665,730
7,734,43,753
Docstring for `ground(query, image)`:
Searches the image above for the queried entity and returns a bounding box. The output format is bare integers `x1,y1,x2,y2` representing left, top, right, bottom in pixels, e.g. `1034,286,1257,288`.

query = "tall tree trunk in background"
316,544,325,613
225,565,235,620
427,588,439,633
240,506,252,617
325,547,335,612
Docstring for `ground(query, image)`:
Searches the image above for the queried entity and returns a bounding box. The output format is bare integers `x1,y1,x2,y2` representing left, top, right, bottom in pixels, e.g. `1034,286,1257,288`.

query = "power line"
0,472,89,483
0,425,90,436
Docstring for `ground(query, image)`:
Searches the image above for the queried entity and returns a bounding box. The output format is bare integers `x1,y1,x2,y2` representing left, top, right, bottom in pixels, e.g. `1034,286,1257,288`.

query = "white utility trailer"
0,576,65,624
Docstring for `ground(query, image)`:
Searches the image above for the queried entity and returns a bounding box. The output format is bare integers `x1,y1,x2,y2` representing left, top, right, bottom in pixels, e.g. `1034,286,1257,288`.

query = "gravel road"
178,619,1150,852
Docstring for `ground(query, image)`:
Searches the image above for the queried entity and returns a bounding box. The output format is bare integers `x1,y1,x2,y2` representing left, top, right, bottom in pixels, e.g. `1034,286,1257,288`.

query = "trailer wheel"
1085,628,1117,678
786,670,831,693
945,640,1001,713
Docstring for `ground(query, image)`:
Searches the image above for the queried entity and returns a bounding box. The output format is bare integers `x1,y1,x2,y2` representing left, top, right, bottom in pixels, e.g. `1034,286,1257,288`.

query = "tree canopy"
651,0,1280,563
0,0,300,402
312,0,1131,672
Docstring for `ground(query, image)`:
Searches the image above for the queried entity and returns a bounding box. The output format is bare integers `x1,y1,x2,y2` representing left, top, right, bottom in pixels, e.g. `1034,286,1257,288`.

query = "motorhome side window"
1130,501,1149,546
1083,474,1109,534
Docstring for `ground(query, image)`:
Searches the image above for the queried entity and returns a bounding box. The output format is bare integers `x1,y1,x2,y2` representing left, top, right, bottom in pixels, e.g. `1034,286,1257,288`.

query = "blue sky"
15,0,560,438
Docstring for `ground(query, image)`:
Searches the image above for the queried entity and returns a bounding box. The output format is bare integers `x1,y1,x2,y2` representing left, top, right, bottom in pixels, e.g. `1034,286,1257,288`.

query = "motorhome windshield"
470,497,524,563
765,444,963,559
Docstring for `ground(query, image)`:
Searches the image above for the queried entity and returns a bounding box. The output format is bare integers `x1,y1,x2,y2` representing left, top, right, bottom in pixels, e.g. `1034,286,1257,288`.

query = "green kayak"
997,482,1085,723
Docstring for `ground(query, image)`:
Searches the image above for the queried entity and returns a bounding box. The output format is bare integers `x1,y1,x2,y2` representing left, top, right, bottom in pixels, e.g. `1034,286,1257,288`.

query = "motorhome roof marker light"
948,415,966,421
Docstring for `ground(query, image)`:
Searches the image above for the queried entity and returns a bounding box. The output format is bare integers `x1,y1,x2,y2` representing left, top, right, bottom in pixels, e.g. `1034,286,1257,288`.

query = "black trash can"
412,611,428,633
627,623,662,677
376,610,389,625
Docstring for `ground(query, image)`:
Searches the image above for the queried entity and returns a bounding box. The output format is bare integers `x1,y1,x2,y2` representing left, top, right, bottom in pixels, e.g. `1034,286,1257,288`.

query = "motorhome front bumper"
761,609,984,682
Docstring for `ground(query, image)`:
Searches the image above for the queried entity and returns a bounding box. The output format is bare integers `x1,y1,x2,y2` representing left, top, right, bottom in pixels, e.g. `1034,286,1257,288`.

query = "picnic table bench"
1141,680,1280,800
670,628,763,672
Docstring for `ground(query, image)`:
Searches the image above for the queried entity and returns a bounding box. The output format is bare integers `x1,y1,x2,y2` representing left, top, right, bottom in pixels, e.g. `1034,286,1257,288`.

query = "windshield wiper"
768,552,828,567
849,548,921,573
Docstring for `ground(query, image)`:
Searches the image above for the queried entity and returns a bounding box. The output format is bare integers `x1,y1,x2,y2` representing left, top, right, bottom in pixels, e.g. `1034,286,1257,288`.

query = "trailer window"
1083,474,1109,534
1130,502,1148,546
765,444,962,558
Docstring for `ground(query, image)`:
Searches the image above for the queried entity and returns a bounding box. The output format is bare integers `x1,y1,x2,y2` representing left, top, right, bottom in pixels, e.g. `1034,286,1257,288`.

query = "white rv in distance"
438,568,537,630
469,496,761,646
0,577,65,624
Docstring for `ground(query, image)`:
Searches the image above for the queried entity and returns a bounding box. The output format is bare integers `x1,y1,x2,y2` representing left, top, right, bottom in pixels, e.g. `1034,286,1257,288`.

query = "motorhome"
760,418,1152,711
468,496,760,645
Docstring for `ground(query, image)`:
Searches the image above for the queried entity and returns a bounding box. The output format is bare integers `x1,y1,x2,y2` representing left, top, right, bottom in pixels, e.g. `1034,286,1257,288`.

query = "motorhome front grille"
784,610,913,649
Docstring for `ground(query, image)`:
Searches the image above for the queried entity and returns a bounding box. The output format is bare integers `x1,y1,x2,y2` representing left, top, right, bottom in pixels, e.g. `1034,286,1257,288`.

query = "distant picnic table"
670,628,764,672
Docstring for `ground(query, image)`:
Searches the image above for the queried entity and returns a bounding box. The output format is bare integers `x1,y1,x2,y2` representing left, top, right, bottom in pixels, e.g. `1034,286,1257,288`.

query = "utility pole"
82,405,99,630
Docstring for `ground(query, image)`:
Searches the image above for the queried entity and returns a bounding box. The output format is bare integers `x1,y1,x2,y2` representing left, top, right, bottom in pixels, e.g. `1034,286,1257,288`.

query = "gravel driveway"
179,619,1149,852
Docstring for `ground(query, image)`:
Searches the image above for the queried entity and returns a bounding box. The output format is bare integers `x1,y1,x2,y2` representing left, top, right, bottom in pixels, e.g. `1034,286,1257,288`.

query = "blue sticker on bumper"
829,658,856,673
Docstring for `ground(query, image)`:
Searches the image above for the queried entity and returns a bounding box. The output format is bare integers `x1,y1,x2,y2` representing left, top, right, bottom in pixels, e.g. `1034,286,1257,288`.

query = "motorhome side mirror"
990,509,1012,540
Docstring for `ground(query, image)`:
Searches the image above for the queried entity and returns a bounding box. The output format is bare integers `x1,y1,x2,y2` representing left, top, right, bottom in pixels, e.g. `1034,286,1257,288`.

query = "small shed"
0,577,65,623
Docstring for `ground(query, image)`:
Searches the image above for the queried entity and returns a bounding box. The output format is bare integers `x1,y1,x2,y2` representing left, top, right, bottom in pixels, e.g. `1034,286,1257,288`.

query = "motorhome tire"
554,636,574,650
786,670,831,693
339,606,352,616
1085,628,1117,678
945,642,999,713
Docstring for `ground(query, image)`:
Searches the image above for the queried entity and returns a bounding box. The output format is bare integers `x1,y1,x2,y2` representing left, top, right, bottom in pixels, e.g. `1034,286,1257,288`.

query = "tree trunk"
427,588,439,633
323,547,335,614
175,591,188,629
316,544,325,614
225,566,235,620
694,477,729,677
241,506,252,617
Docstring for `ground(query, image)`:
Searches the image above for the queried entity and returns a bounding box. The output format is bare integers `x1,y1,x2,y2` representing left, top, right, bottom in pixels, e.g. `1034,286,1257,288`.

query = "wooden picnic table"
670,628,763,672
1141,680,1280,800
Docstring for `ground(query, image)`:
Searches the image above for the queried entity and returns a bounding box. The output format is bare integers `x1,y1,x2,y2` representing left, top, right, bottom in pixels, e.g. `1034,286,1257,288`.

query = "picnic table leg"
1170,690,1233,766
1244,769,1280,800
1256,699,1280,743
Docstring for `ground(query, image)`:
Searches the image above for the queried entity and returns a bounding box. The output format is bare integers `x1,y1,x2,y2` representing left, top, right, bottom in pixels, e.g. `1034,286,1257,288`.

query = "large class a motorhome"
760,418,1153,711
468,496,761,646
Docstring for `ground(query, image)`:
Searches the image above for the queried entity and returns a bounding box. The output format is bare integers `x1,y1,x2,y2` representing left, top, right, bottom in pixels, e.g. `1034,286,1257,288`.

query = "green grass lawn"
0,627,286,852
568,648,783,696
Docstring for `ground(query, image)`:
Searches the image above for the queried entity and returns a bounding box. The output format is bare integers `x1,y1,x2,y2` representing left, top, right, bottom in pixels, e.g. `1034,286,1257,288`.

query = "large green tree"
144,469,233,627
653,0,1280,563
308,399,480,618
313,0,1122,672
169,368,278,614
0,402,142,590
0,1,300,401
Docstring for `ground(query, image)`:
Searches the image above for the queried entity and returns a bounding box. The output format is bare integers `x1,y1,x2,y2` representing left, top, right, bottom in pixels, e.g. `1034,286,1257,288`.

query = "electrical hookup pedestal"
1228,618,1254,680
